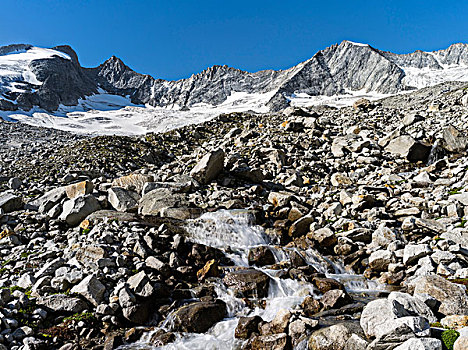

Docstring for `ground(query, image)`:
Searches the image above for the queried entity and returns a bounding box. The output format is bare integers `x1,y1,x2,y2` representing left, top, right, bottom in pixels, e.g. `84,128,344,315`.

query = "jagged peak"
340,40,370,48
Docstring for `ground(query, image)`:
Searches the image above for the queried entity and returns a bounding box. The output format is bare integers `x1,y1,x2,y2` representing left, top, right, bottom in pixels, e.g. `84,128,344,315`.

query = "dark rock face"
171,300,227,333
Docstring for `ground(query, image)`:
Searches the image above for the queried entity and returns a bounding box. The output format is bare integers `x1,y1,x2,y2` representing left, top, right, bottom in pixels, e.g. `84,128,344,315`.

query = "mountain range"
0,40,467,133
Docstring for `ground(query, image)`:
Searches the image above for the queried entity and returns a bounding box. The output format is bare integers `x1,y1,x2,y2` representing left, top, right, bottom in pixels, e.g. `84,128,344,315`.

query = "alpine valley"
0,40,468,350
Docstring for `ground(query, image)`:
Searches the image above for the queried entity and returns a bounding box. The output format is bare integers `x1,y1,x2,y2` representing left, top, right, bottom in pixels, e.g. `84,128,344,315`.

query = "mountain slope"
0,40,467,134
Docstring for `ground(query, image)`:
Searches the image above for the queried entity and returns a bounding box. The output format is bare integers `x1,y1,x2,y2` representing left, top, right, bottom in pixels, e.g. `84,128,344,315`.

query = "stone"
270,309,291,333
308,324,351,350
0,192,23,213
388,292,437,323
313,277,345,293
37,294,87,313
403,244,432,265
442,125,467,153
369,250,393,271
189,149,225,184
65,180,94,199
302,296,322,317
343,334,368,350
412,275,468,315
108,187,140,212
70,275,106,306
321,289,353,310
454,335,468,350
26,187,66,212
268,191,296,207
385,135,431,162
331,173,353,187
112,174,153,193
171,300,226,333
451,193,468,206
235,316,263,339
127,272,154,298
441,315,468,330
402,113,424,126
250,333,290,350
309,228,337,247
197,259,220,280
138,188,187,216
248,246,276,266
289,216,314,238
59,194,101,226
223,269,270,298
393,338,442,350
8,177,22,190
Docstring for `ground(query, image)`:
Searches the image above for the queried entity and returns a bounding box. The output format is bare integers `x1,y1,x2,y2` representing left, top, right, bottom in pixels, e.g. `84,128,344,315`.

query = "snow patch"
0,47,70,94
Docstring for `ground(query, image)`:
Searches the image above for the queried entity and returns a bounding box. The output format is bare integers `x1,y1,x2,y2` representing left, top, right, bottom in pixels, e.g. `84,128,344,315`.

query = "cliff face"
0,41,467,113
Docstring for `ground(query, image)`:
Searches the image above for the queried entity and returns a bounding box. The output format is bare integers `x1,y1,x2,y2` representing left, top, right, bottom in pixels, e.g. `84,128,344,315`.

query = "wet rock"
313,277,345,293
223,269,270,298
320,289,353,310
197,259,220,280
302,296,322,317
235,316,263,339
171,300,227,333
59,194,101,225
248,246,276,267
190,149,225,184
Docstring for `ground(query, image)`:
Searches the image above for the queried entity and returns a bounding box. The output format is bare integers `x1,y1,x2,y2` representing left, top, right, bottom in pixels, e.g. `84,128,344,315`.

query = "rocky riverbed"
0,81,468,350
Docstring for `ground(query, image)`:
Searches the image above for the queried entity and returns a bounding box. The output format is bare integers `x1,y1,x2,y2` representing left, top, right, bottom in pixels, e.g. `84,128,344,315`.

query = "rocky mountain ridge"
1,41,467,114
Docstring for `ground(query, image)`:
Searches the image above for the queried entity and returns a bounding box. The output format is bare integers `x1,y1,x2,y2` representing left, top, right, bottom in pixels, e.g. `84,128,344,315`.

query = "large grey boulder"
189,149,225,184
59,194,101,226
385,135,431,162
138,188,188,216
411,275,468,315
0,192,23,213
37,294,88,313
70,275,106,306
360,292,435,339
442,125,467,153
108,187,140,212
403,244,432,265
26,187,66,212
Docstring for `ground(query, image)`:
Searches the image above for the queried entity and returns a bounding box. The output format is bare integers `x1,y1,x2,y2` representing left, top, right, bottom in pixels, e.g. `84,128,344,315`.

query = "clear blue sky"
1,1,467,80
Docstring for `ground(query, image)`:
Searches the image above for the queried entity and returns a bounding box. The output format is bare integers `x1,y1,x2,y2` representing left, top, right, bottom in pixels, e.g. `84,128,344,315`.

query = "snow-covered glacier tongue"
0,41,468,135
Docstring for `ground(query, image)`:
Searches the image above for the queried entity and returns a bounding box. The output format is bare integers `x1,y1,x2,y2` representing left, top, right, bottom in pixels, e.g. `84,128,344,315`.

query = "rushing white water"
121,210,385,350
